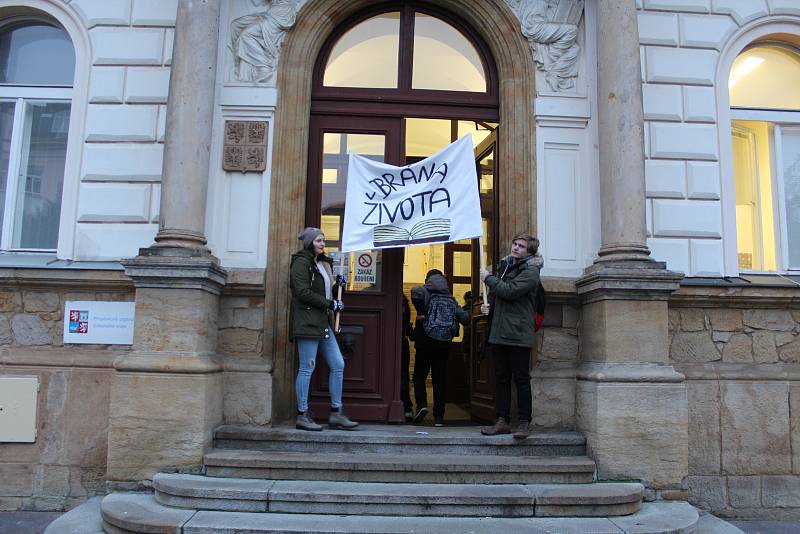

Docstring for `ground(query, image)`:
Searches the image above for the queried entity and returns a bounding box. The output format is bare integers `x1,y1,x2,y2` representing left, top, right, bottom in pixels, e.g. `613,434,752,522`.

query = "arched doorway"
265,0,535,423
305,3,498,422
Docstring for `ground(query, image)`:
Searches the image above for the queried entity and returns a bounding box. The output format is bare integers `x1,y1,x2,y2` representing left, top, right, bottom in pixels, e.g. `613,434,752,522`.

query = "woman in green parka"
479,233,543,440
290,227,358,431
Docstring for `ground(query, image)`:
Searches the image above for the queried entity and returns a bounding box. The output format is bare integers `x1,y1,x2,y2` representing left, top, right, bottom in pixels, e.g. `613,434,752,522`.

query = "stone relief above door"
505,0,585,92
228,0,305,85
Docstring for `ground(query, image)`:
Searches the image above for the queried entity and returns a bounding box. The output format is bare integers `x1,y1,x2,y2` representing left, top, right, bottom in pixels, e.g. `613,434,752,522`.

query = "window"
0,21,74,250
320,7,490,94
729,44,800,271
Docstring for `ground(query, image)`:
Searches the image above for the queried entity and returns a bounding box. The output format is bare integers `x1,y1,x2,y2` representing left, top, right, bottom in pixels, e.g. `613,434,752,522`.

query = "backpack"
533,281,546,331
423,293,460,341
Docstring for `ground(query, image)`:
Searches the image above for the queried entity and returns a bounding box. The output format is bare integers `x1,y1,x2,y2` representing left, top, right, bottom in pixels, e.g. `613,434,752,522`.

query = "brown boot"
513,420,530,440
481,417,511,436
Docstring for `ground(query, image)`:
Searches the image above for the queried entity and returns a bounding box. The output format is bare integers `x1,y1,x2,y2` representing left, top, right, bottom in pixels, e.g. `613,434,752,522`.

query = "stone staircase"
95,424,701,533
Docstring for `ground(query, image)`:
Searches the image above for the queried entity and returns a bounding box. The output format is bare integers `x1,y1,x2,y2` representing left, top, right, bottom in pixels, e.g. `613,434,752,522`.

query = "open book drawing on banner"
373,218,451,247
340,134,482,253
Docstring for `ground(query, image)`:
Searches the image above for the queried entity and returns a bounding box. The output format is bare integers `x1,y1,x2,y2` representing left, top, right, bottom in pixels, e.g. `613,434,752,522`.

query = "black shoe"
434,417,444,427
404,410,414,422
413,406,428,424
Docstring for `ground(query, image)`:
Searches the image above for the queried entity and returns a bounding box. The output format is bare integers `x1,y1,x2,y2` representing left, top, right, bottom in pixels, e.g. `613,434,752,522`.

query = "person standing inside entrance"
290,227,359,431
411,269,469,427
479,233,543,440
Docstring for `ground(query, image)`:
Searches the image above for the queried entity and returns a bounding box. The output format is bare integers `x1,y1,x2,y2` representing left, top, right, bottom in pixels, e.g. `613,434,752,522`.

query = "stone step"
153,473,643,517
214,424,587,457
100,493,701,533
203,449,596,484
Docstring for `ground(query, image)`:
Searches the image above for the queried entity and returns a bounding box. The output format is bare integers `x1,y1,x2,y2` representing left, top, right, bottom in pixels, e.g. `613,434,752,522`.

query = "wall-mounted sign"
63,301,135,345
354,252,377,284
223,120,268,173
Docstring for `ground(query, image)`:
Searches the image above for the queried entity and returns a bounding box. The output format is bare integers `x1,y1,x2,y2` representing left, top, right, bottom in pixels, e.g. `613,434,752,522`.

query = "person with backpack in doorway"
411,269,469,427
479,233,543,440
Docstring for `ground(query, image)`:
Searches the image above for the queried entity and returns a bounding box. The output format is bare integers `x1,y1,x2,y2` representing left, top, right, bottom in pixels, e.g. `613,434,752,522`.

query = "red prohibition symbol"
358,254,373,268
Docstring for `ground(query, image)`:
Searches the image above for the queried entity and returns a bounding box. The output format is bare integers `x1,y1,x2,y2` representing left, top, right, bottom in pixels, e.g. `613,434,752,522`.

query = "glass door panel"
321,131,385,292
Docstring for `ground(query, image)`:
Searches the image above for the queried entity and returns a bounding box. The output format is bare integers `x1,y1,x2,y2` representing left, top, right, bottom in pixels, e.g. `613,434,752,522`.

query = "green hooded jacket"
484,254,543,347
289,249,335,340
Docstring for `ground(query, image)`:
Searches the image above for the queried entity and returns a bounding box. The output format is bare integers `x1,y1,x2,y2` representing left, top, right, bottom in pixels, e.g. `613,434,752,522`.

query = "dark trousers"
413,336,450,419
491,343,532,422
400,336,412,413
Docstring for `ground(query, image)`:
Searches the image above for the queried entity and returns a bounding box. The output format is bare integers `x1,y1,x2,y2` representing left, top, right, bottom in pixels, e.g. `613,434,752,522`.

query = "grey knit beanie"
298,227,323,250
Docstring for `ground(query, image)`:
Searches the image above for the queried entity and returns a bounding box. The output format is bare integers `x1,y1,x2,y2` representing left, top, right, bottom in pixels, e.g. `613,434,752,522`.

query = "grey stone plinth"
577,380,688,488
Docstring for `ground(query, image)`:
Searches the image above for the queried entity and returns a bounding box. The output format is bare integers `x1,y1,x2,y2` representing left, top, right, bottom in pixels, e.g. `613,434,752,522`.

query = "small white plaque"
63,301,135,345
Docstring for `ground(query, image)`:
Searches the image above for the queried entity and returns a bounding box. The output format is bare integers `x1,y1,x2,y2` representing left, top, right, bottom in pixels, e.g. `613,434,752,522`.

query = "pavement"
2,509,800,534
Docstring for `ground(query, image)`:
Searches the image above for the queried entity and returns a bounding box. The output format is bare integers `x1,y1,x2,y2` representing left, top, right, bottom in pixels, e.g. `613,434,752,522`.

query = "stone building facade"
0,0,797,521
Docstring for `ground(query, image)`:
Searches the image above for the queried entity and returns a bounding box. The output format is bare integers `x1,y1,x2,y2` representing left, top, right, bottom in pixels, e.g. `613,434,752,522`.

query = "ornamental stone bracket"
576,261,685,304
229,0,306,85
506,0,585,92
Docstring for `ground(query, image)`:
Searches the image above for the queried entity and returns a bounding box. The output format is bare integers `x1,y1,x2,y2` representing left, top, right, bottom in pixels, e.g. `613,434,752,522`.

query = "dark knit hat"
298,227,323,250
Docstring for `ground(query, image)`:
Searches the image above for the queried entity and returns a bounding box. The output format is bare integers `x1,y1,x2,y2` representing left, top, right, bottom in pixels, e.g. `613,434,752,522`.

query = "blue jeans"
295,332,345,413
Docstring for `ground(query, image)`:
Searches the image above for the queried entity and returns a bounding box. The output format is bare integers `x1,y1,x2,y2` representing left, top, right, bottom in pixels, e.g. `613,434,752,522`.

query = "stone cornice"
670,285,800,309
113,351,222,374
0,268,132,291
577,362,686,383
675,362,800,381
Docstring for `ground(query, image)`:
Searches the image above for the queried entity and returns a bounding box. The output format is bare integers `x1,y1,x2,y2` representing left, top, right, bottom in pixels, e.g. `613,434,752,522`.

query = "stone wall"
669,285,800,519
532,279,580,431
0,274,133,511
219,273,270,426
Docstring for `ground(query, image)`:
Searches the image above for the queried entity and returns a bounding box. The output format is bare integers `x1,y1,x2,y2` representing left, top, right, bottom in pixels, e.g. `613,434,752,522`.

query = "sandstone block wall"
218,289,271,427
532,280,580,431
669,299,800,519
0,282,133,511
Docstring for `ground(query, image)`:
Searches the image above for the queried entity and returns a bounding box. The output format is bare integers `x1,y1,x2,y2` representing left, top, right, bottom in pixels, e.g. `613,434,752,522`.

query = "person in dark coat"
410,269,469,427
479,233,543,440
401,294,414,421
290,227,358,431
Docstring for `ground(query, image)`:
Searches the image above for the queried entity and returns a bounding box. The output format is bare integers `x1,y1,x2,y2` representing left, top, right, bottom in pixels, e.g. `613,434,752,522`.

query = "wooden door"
470,131,499,423
306,115,406,422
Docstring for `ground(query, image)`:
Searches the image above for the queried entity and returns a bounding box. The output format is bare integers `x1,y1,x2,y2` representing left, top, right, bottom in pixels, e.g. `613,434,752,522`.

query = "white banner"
341,135,483,253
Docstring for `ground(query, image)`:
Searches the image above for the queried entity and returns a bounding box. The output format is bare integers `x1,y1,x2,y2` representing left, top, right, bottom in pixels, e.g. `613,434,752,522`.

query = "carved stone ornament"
506,0,585,92
229,0,304,84
223,121,268,172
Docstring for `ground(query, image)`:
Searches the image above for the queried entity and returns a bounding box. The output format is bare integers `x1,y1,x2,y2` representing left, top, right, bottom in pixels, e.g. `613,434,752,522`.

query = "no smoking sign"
354,252,377,284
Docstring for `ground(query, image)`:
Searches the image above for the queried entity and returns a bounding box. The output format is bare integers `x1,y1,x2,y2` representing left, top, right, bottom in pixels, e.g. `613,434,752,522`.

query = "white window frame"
716,19,800,276
0,0,90,260
729,108,800,273
0,92,72,251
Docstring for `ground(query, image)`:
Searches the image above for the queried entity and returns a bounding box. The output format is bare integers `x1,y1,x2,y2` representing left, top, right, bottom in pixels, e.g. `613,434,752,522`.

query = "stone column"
153,0,219,252
595,0,650,262
575,0,688,496
106,0,226,484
